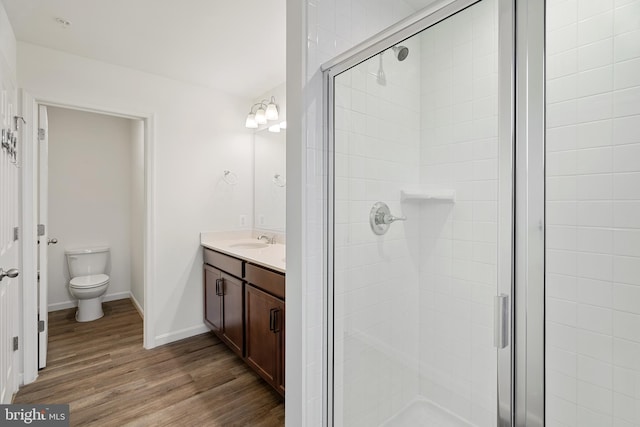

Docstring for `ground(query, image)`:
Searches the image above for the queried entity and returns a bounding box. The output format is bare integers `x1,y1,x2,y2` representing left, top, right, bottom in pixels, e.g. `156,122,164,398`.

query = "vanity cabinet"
203,247,285,396
204,265,223,332
203,253,244,358
245,284,285,395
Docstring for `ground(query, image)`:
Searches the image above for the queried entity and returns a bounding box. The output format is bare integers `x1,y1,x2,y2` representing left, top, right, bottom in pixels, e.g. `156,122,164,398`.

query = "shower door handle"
494,294,509,349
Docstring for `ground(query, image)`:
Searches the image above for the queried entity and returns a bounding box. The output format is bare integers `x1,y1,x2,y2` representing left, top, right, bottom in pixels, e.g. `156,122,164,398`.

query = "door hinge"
13,336,18,351
494,294,509,349
14,226,19,241
39,320,45,333
38,224,45,236
38,128,45,140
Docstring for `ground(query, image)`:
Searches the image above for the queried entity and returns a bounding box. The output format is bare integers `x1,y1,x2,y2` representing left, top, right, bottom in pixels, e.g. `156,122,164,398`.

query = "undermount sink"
228,242,269,250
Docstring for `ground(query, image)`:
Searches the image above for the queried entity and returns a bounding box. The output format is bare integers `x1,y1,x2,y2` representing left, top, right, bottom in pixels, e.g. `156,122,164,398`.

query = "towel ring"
223,170,238,185
272,174,286,187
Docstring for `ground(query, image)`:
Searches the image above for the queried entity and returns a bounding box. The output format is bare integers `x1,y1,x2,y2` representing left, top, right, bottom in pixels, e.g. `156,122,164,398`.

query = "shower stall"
322,0,640,426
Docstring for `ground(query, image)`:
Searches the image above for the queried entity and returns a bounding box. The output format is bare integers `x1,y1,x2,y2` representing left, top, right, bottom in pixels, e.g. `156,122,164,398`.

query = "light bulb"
265,101,279,121
245,113,258,128
268,124,281,133
279,121,287,129
255,107,267,124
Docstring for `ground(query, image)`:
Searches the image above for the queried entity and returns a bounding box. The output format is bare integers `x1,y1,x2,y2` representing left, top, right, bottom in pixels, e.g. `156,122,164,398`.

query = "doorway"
43,106,144,316
21,97,155,380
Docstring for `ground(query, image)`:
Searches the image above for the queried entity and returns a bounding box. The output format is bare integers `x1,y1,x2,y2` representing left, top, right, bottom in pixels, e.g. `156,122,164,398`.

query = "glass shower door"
327,0,512,426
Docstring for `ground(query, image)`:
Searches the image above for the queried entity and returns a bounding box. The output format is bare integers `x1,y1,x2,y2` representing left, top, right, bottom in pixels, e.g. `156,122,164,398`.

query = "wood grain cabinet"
203,248,285,396
203,256,244,358
245,284,285,396
204,264,223,333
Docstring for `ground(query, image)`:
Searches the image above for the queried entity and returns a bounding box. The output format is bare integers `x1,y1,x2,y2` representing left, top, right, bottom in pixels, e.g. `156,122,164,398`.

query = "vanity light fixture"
245,96,279,128
265,97,279,121
255,106,267,124
245,113,258,128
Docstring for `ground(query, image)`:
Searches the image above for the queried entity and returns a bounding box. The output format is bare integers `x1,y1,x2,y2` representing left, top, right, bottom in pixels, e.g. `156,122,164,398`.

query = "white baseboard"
48,300,77,312
154,324,210,347
130,292,144,317
48,291,131,312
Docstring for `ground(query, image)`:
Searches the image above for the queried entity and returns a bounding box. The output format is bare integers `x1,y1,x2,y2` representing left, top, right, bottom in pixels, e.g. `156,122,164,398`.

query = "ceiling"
1,0,286,98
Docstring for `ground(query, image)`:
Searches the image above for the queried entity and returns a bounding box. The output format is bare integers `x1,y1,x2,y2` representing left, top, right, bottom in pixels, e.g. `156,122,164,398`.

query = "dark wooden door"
204,264,223,332
221,273,244,357
245,284,284,394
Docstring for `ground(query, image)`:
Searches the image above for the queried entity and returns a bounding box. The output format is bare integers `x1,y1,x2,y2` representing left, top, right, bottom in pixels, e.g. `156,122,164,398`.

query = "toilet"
65,246,111,322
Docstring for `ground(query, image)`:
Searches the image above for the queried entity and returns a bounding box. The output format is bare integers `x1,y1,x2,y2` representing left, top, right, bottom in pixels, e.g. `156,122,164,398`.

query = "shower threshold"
381,397,474,427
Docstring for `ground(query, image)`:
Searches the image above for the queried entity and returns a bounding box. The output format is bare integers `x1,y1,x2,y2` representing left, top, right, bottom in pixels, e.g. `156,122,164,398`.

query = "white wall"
545,0,640,426
18,42,254,345
130,119,144,312
46,106,135,311
0,3,16,81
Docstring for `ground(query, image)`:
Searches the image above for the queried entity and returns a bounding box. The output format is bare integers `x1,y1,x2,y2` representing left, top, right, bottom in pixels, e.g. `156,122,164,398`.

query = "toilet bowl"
65,247,110,322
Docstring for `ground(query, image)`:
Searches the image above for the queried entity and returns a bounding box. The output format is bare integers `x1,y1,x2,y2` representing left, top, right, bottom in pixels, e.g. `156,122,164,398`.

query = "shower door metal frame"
319,0,539,425
513,0,545,426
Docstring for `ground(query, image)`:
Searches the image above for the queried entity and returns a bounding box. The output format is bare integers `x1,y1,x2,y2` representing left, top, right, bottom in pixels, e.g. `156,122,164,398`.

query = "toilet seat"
69,274,109,289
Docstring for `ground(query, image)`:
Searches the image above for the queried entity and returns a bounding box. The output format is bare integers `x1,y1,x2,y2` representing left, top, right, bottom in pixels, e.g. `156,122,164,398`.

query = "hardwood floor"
14,299,285,426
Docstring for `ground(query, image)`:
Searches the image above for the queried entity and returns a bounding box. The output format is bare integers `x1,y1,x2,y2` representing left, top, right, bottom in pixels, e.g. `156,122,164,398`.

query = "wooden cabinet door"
245,284,284,394
204,264,223,332
221,273,244,357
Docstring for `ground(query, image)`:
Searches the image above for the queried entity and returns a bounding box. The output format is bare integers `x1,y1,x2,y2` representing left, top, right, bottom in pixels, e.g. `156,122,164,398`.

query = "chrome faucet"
257,234,276,244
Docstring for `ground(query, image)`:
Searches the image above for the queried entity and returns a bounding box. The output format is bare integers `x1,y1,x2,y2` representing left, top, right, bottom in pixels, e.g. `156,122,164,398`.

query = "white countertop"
200,231,286,273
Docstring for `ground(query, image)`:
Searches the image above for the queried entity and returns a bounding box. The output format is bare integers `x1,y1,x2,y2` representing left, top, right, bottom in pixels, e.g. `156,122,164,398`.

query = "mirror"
254,128,285,232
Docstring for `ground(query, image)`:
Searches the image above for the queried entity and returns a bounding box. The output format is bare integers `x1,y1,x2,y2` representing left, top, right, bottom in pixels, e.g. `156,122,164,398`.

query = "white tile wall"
331,1,499,426
418,2,499,426
546,0,640,426
332,37,422,426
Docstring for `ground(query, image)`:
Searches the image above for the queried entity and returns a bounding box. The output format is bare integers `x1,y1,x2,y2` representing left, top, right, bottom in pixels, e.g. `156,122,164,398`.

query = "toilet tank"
65,246,110,277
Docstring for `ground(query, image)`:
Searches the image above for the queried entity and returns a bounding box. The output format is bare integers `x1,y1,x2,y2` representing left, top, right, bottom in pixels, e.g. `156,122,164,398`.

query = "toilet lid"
69,274,109,288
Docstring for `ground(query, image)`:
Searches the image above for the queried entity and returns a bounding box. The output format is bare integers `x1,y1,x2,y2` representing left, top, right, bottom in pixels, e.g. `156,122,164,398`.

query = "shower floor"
381,397,473,427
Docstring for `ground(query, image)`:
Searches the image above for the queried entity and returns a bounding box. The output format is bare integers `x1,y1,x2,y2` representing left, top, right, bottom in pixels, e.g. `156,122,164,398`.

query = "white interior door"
0,90,20,403
38,105,48,369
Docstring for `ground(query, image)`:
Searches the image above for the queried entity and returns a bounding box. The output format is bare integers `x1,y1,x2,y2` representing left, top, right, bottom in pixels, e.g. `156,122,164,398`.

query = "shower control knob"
369,202,407,235
0,268,19,282
48,238,58,245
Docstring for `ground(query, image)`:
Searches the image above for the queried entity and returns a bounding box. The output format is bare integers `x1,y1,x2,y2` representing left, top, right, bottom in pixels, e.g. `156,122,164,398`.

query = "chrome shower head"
392,45,409,61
